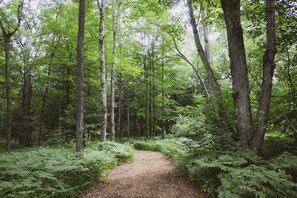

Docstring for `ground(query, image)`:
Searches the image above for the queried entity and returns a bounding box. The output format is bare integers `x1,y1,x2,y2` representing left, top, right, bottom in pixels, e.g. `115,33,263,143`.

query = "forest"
0,0,297,197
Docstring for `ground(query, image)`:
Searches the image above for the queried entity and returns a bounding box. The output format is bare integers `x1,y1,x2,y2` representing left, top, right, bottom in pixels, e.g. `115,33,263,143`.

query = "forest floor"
82,150,207,198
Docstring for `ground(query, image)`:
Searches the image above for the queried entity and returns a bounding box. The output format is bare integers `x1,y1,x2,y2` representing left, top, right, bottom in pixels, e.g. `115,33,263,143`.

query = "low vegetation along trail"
83,150,207,198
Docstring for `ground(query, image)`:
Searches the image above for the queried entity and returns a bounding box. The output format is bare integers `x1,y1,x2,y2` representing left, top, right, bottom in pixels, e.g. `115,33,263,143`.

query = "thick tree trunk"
3,36,12,151
220,0,254,146
1,1,23,151
98,0,107,142
253,0,276,154
75,0,86,153
187,0,231,131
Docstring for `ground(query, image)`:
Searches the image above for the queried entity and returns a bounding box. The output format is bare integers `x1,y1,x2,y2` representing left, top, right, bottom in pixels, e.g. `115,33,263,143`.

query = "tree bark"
98,0,107,142
253,0,276,154
220,0,254,146
187,0,231,131
75,0,86,153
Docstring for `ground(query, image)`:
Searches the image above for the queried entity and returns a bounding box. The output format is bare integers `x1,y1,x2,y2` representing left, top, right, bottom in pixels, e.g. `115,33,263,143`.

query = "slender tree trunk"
39,63,50,145
166,34,209,96
110,29,116,141
127,94,130,139
3,36,12,151
152,55,155,137
187,0,231,131
118,73,123,142
20,56,32,147
143,41,149,138
39,38,57,145
98,0,107,142
253,0,276,154
149,46,152,137
38,6,61,145
202,9,211,63
220,0,254,146
75,0,86,153
161,39,165,139
110,1,122,141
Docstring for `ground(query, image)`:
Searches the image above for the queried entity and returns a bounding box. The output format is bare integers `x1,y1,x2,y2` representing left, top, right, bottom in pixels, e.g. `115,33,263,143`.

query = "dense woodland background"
0,0,297,197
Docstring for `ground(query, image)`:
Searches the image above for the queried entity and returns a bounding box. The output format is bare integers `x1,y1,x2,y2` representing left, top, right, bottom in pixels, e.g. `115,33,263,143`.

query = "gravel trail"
82,150,207,198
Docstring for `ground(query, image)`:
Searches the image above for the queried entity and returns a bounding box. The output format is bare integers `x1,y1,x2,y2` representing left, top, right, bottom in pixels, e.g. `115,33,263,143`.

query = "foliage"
130,138,297,197
0,142,134,198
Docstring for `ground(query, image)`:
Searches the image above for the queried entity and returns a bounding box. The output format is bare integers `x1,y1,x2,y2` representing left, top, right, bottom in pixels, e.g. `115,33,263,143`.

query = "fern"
0,142,134,198
130,138,297,197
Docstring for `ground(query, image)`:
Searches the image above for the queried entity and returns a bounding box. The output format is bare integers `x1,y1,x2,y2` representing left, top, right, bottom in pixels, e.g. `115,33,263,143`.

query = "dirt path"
83,150,208,198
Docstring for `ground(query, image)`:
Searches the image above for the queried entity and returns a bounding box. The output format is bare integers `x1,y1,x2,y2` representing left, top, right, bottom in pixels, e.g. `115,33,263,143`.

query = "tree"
187,0,232,132
75,0,86,153
0,0,24,151
97,0,107,142
221,0,276,153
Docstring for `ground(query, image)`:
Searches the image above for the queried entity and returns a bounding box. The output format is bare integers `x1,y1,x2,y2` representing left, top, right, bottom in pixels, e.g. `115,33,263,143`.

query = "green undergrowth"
130,138,297,198
0,141,134,198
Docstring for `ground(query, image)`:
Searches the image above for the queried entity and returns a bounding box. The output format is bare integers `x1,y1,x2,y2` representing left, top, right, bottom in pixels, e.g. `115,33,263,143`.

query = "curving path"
82,150,208,198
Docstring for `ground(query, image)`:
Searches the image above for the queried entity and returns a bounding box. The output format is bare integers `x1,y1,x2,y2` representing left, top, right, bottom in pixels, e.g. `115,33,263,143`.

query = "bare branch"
10,0,24,35
164,31,208,96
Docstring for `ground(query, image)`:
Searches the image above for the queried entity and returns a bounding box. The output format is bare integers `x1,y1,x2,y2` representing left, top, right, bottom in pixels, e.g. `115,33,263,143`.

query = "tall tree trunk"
220,0,254,146
253,0,276,154
98,0,107,142
187,0,231,131
161,39,165,139
20,55,32,147
75,0,86,153
118,73,123,142
0,1,23,151
143,38,149,138
3,36,12,151
127,93,130,139
110,1,122,141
